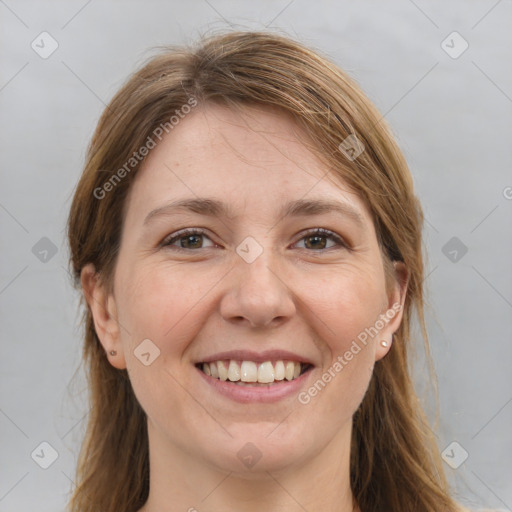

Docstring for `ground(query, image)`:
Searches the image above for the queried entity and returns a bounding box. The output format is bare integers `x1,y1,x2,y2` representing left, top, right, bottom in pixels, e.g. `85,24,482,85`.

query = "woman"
67,31,483,512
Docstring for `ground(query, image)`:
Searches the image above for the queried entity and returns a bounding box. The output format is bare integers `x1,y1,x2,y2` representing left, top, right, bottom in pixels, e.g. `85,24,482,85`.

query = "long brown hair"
67,30,460,512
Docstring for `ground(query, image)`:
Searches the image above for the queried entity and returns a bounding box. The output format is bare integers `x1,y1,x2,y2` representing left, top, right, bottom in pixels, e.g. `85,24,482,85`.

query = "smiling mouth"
196,360,313,385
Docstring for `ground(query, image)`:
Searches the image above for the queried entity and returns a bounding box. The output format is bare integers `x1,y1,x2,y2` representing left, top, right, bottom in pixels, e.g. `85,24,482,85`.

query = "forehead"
124,103,371,223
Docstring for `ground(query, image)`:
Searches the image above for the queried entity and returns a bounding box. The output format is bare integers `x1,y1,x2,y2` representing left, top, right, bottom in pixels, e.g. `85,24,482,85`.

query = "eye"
293,228,347,251
162,229,216,250
161,227,347,252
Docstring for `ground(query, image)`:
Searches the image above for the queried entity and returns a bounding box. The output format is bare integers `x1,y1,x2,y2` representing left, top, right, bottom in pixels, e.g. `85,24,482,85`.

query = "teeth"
258,361,275,383
274,360,285,381
285,361,295,381
218,360,228,381
209,362,219,379
200,360,305,383
241,361,258,382
228,360,241,381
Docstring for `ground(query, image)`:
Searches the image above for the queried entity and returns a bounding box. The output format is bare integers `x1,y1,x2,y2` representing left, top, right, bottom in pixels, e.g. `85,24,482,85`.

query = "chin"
202,422,316,476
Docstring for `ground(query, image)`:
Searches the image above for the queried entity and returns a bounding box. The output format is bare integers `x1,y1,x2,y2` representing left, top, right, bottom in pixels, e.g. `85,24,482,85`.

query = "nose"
219,251,296,329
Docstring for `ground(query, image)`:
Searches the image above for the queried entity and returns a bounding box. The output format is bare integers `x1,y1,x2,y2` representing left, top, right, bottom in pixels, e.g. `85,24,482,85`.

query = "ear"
80,263,127,370
375,261,409,361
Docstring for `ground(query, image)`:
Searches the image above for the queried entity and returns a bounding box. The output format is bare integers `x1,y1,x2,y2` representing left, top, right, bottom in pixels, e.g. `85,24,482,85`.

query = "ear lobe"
375,261,409,361
80,263,126,370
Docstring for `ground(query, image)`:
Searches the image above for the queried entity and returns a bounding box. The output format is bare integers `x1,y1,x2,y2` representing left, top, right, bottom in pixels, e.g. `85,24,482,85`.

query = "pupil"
306,235,326,250
182,235,202,248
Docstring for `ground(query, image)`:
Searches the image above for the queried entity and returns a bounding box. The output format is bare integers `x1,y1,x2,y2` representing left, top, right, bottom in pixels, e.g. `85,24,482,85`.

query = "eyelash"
161,228,348,252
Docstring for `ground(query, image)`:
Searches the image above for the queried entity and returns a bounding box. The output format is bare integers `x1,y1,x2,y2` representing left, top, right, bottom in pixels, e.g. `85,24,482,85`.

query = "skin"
82,103,408,512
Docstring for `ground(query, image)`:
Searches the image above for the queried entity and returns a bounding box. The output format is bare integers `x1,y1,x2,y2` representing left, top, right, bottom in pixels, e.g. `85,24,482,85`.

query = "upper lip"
196,349,315,366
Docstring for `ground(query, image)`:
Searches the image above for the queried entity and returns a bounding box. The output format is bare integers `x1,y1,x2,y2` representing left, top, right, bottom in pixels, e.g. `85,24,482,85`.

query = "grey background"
1,1,511,511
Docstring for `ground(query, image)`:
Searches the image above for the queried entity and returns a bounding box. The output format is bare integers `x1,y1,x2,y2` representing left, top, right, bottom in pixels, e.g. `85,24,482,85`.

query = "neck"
139,420,360,512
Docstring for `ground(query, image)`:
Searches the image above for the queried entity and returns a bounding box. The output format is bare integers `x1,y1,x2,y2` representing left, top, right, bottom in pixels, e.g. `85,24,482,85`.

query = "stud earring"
109,350,117,356
380,340,389,348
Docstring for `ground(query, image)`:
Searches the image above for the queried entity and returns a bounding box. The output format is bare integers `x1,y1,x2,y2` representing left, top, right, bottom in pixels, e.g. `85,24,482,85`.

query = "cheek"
297,264,383,407
117,261,215,350
302,263,386,352
116,263,213,428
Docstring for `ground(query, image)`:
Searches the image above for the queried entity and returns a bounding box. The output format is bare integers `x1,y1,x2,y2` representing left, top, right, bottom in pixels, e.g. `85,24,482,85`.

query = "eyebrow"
143,197,366,227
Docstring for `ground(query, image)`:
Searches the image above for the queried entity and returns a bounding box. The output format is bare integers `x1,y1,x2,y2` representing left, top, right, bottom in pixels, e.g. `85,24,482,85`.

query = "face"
84,103,407,475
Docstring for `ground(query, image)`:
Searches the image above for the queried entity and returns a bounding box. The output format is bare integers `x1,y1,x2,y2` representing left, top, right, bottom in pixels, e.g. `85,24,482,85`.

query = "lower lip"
195,366,313,403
